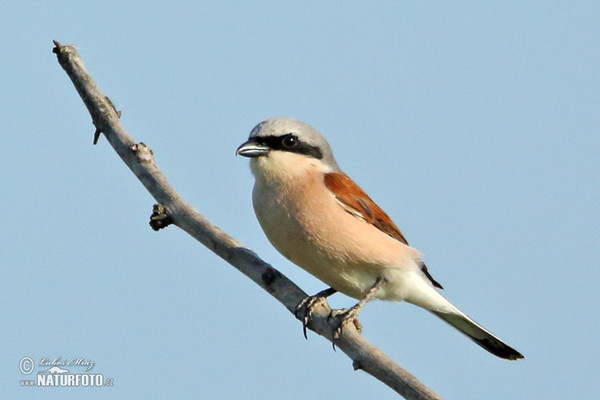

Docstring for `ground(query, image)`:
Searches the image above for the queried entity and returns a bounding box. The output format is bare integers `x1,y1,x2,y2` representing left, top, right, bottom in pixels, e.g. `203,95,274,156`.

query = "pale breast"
251,166,422,299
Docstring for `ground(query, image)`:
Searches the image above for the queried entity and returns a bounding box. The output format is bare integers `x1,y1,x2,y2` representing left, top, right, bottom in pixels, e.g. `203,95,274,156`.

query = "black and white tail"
405,275,524,360
431,309,524,360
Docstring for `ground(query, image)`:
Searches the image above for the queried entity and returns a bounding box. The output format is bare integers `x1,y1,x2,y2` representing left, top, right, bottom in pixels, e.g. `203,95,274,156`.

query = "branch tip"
93,129,101,145
52,40,62,52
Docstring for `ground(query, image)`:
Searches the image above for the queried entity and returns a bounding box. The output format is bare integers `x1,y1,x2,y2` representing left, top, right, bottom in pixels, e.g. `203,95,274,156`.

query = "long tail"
404,273,524,360
431,309,524,360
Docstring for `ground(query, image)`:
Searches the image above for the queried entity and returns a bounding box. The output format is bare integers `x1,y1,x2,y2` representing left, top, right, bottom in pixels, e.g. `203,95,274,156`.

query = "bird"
236,117,523,360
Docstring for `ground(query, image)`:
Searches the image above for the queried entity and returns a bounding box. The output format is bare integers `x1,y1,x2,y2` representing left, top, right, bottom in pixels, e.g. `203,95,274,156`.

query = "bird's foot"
329,277,386,343
330,307,363,339
295,288,337,339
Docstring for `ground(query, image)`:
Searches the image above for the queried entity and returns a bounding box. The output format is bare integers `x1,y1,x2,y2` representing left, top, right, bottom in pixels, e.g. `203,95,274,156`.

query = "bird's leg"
295,287,337,339
330,277,386,339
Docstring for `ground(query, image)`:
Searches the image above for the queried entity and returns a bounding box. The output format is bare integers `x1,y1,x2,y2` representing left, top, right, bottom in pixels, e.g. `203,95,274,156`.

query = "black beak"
236,138,270,158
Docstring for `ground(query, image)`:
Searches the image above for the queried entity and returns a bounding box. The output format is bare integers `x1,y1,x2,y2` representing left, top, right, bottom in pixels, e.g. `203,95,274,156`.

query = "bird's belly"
252,183,420,300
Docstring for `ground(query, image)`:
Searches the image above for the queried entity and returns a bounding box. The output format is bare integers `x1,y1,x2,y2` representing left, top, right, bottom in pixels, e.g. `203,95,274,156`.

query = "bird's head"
236,118,340,181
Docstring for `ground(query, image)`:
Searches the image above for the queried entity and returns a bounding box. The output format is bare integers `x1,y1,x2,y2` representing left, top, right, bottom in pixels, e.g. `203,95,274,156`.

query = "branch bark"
52,41,441,400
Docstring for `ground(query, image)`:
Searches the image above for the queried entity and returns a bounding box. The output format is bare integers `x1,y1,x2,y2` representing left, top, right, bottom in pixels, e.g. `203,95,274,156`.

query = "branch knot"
131,142,155,165
150,203,173,231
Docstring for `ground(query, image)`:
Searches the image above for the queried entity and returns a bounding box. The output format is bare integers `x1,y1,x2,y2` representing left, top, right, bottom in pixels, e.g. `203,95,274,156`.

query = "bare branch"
52,41,441,400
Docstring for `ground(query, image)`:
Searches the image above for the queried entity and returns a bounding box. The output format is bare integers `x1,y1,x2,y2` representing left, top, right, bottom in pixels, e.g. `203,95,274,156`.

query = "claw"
330,308,363,340
295,288,337,339
329,309,359,351
329,277,386,346
301,297,315,339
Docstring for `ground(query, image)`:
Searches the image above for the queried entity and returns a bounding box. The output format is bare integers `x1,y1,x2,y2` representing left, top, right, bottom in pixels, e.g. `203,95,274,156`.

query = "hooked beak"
236,138,270,158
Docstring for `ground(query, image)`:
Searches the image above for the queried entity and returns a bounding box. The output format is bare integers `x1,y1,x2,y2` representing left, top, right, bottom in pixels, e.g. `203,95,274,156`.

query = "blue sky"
1,1,599,399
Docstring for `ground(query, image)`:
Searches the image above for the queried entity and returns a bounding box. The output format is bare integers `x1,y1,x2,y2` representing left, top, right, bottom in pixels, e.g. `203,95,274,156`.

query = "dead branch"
52,40,441,400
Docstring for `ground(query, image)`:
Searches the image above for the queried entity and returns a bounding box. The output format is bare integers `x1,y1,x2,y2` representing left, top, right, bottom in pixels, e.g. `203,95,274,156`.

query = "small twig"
52,41,441,400
149,203,173,231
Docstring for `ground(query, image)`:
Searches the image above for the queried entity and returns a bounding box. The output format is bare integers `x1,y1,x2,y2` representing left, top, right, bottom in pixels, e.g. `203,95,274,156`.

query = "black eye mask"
255,134,323,160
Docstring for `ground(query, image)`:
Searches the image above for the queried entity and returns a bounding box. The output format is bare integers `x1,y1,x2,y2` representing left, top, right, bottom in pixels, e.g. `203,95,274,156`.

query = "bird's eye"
281,134,297,148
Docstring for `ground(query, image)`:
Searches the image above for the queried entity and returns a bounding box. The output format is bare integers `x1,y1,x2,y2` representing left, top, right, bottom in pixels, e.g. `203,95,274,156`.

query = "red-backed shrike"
236,117,523,360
